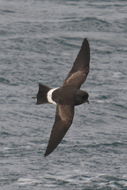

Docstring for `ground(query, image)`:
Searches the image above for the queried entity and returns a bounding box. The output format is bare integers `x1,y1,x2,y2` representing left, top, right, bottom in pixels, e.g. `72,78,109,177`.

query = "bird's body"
51,86,89,106
35,38,90,156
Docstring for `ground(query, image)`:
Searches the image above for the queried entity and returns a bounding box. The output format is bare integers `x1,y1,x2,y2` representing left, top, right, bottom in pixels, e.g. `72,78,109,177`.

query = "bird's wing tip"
83,38,89,45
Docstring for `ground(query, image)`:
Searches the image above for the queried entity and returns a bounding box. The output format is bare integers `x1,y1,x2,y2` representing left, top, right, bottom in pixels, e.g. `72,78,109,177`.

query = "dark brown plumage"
36,38,90,156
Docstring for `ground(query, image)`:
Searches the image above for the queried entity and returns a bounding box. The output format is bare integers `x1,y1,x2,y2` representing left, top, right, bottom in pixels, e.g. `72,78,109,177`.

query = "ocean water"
0,0,127,189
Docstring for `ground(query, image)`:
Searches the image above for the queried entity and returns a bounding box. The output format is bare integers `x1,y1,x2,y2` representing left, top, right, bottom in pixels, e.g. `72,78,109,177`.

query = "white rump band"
47,88,58,105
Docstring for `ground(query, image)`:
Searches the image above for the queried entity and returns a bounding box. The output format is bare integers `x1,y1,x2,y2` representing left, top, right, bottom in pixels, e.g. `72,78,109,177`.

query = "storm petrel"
35,38,90,156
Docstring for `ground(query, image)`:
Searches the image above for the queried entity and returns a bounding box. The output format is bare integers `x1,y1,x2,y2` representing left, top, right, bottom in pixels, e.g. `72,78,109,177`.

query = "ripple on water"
0,0,127,190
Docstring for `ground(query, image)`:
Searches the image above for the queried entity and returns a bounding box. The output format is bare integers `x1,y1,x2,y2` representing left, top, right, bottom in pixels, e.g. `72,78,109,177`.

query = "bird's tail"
36,83,50,104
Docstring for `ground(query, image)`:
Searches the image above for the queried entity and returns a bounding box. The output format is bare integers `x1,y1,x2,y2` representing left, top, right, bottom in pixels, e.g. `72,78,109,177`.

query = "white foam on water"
17,177,41,185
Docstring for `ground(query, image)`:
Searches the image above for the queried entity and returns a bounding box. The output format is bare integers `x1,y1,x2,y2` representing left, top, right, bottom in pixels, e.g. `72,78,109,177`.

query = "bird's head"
75,90,89,106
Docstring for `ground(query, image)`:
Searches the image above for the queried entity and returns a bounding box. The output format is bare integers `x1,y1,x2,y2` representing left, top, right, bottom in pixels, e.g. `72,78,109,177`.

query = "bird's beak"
86,99,89,104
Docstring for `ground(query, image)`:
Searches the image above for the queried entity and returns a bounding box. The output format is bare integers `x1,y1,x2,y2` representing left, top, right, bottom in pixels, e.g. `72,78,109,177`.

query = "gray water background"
0,0,127,189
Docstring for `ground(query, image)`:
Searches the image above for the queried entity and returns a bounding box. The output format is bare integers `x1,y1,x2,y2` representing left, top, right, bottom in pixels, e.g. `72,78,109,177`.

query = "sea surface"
0,0,127,189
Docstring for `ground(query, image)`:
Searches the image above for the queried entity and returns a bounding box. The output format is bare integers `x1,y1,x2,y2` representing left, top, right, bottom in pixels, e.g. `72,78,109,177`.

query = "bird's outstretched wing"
63,38,90,89
44,105,74,156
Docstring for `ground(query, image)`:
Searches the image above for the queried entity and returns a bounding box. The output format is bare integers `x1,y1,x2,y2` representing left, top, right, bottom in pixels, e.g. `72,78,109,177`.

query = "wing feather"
44,105,74,156
63,38,90,88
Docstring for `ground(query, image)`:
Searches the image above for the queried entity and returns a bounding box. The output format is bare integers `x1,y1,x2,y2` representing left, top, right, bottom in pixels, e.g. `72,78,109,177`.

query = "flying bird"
35,38,90,156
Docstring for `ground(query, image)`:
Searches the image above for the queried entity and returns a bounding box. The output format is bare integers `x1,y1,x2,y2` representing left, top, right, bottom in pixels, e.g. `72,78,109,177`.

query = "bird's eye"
82,94,88,100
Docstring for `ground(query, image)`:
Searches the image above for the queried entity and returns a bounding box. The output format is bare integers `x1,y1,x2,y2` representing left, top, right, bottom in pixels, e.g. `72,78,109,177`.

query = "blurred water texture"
0,0,127,189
